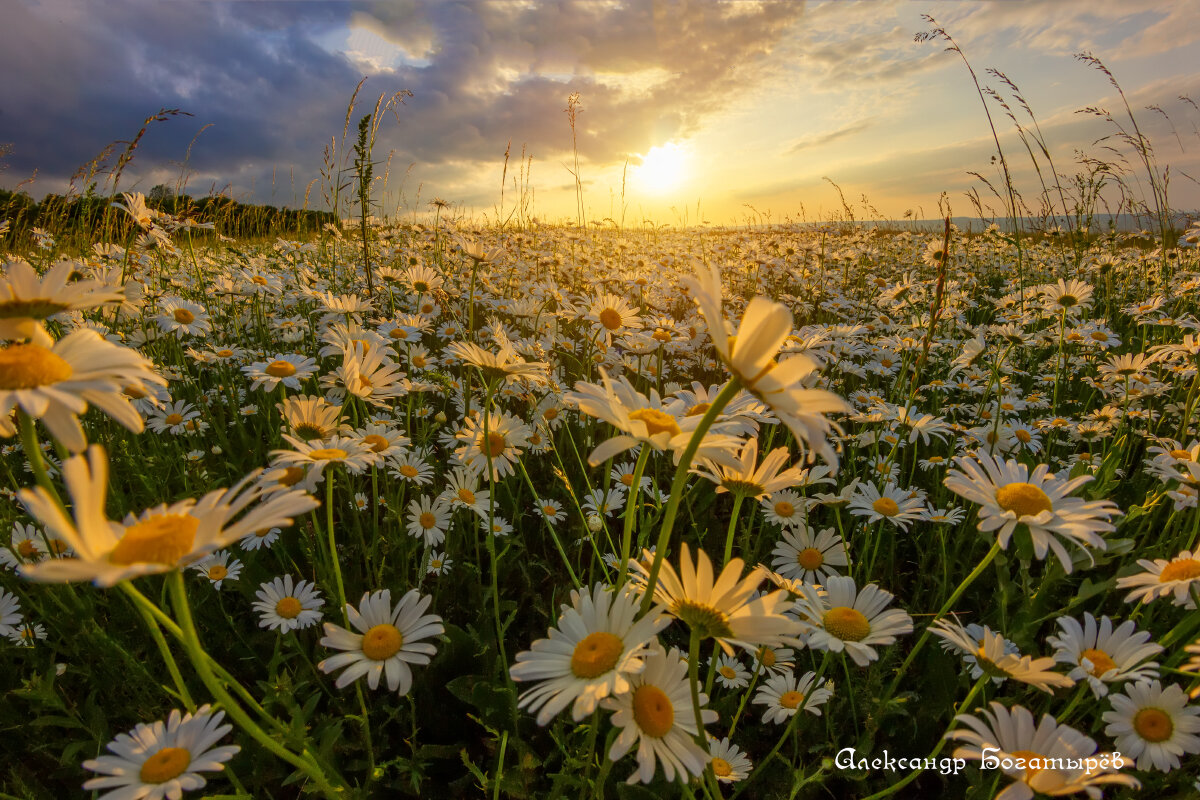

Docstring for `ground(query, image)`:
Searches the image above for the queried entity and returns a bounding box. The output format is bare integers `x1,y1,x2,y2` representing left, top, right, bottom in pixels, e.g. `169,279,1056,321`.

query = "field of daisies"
1,197,1200,800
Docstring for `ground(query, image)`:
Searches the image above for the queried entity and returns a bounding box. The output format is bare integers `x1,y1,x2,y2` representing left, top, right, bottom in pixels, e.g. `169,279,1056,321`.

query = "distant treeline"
0,186,337,252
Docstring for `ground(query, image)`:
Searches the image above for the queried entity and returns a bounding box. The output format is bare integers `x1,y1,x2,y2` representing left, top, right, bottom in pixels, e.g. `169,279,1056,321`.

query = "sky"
2,0,1198,226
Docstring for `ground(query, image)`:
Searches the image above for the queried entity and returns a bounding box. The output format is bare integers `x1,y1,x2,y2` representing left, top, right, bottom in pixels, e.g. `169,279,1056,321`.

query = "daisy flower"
709,652,751,689
440,469,491,518
278,394,348,441
1117,549,1200,608
601,643,716,785
749,645,796,676
445,338,550,386
1047,614,1162,698
270,434,378,491
847,482,925,531
453,411,531,480
405,495,452,547
253,575,324,632
242,353,318,393
1,521,69,568
318,589,443,695
753,670,834,724
191,550,242,590
0,587,21,636
425,550,452,575
692,437,808,500
947,702,1138,800
0,329,166,452
146,400,202,435
707,735,752,783
510,584,668,726
943,452,1122,573
1102,680,1200,772
9,621,47,646
629,543,801,654
387,450,434,486
536,498,565,524
81,705,240,800
929,618,1074,693
770,524,848,584
0,257,124,346
794,576,913,667
587,292,643,344
760,490,808,528
239,526,280,551
18,446,318,586
156,298,211,338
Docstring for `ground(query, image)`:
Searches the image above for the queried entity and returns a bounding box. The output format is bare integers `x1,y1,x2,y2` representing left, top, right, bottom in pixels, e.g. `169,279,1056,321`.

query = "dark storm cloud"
1,0,363,198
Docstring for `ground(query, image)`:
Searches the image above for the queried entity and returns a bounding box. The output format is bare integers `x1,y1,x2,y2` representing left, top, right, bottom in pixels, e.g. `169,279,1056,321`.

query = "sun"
632,143,689,194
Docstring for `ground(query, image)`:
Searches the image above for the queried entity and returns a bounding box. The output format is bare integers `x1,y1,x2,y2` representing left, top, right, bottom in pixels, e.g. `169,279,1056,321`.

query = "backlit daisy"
0,329,166,452
19,445,318,586
1117,549,1200,608
1047,614,1162,698
753,670,834,724
947,702,1138,799
943,452,1122,573
81,705,240,800
1102,680,1200,772
0,257,124,346
453,411,531,480
253,575,324,632
601,643,716,785
318,589,443,695
929,618,1074,693
191,550,242,590
794,576,913,667
847,482,925,531
629,543,801,654
707,735,752,783
510,583,668,726
242,353,317,393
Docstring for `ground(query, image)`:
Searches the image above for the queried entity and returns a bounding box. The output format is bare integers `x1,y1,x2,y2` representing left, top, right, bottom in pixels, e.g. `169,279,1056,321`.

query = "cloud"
786,119,875,154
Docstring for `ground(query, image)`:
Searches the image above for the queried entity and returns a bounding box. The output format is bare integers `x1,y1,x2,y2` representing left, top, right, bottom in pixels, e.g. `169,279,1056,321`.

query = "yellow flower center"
823,606,870,642
570,631,624,679
1008,749,1046,777
139,746,192,784
164,413,184,425
251,275,269,286
628,408,681,438
631,684,674,738
389,328,409,339
275,597,303,619
1159,558,1200,583
457,487,477,505
109,514,199,566
265,360,297,378
308,448,348,461
206,564,228,581
872,497,900,517
756,646,777,668
711,757,733,778
17,539,40,559
543,407,559,421
484,431,507,457
295,423,325,441
779,690,805,709
361,624,404,660
773,500,795,518
542,505,557,516
796,547,824,571
216,349,234,358
620,473,635,487
0,343,73,389
598,307,623,331
1133,707,1174,743
362,434,389,453
1170,449,1193,460
671,599,733,639
995,482,1053,518
1015,429,1032,443
399,464,419,478
686,402,711,417
719,666,737,679
172,308,195,325
1079,648,1118,676
1090,331,1109,342
419,511,437,529
278,466,306,486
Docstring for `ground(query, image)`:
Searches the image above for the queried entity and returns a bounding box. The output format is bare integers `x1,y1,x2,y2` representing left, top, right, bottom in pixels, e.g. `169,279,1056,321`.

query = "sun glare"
633,143,689,194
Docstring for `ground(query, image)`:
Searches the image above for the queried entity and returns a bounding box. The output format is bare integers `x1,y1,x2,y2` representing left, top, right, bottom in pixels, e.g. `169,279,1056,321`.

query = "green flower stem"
516,460,582,588
638,377,742,617
722,493,745,568
616,447,650,589
325,472,349,625
166,571,346,798
860,675,988,800
17,410,65,510
883,539,1003,704
687,628,707,746
129,592,195,712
